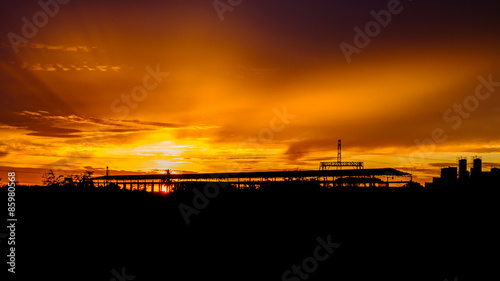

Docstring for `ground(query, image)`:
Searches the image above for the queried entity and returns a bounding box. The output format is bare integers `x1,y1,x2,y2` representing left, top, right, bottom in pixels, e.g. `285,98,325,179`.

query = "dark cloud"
464,147,500,154
428,163,457,168
120,119,183,128
26,128,81,138
0,110,188,140
0,111,82,138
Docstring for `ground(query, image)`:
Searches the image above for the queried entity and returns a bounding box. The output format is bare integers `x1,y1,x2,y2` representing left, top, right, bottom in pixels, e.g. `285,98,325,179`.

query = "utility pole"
105,166,109,186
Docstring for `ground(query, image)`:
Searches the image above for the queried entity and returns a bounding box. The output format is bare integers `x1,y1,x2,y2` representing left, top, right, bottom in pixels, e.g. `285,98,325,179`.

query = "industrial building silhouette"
426,156,500,188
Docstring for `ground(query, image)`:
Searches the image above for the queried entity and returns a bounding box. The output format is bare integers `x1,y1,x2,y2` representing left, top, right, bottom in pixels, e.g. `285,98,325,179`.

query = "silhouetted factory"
92,168,412,192
92,140,412,192
426,156,500,188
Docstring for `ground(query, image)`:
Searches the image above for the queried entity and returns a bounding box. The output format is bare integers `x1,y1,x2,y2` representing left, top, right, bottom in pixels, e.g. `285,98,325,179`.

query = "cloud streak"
1,111,188,139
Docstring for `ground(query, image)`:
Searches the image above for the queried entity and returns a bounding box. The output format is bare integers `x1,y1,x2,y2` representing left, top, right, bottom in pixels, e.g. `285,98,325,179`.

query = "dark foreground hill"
1,184,486,281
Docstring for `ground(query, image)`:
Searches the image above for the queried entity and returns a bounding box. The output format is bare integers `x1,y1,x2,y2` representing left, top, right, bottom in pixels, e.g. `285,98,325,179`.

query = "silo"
471,156,482,180
458,157,469,183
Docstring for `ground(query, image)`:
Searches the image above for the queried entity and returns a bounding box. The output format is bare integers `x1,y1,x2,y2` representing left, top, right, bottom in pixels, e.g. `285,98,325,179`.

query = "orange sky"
1,0,500,185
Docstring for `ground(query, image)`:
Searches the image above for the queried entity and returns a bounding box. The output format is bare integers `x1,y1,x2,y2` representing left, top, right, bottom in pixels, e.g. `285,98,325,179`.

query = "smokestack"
473,157,482,172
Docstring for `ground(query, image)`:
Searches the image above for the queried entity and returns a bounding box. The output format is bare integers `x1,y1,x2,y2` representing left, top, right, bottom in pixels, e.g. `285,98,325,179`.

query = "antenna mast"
337,140,341,169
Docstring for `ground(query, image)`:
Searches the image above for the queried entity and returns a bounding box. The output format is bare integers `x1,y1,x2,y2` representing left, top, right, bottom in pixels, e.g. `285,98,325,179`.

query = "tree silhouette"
402,181,424,188
72,171,94,188
42,170,64,187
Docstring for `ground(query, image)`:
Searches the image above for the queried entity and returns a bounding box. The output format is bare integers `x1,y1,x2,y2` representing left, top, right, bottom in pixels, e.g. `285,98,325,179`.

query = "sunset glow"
1,0,500,185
